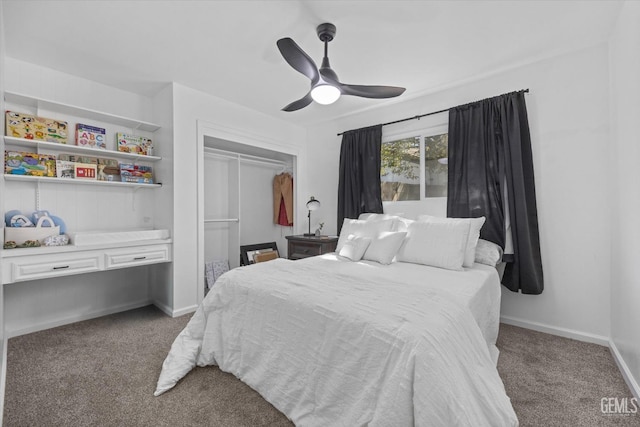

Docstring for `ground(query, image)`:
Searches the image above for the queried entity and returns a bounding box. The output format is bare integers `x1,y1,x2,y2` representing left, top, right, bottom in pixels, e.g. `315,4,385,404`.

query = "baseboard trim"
609,340,640,400
152,299,174,317
172,304,198,317
500,315,610,346
6,299,153,338
152,300,197,318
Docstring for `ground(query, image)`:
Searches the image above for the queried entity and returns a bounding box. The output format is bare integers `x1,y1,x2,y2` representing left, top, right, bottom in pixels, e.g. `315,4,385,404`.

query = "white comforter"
155,255,518,427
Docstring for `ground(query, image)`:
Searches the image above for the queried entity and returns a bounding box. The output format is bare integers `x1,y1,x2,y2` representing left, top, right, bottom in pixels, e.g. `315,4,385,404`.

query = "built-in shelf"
3,136,162,162
4,136,162,163
4,91,161,132
3,174,161,188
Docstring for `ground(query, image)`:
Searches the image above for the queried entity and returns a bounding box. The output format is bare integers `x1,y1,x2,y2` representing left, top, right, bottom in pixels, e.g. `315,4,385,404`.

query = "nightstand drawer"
289,241,323,259
286,235,338,260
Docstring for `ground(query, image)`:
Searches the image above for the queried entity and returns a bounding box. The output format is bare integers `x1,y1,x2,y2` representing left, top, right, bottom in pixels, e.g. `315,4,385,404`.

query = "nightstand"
286,235,338,260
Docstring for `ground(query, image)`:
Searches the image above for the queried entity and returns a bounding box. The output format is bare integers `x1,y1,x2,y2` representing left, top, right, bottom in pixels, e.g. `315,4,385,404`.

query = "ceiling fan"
277,23,406,111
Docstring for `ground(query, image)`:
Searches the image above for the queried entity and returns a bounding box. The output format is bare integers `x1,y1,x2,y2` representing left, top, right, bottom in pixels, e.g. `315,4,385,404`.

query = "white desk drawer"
104,244,170,269
11,256,101,283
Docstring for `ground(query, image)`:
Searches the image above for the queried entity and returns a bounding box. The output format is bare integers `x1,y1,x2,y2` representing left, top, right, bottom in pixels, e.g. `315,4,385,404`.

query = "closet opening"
197,127,298,304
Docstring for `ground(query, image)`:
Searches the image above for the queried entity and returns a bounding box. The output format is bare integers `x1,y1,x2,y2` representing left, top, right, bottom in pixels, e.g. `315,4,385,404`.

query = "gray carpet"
3,306,638,426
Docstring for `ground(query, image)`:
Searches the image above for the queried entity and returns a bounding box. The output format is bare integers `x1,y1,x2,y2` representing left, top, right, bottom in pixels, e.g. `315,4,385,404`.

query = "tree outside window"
380,131,448,201
381,137,420,201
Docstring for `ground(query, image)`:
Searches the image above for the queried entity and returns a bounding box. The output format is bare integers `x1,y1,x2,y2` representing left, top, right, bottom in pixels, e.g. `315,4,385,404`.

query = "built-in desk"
2,235,172,284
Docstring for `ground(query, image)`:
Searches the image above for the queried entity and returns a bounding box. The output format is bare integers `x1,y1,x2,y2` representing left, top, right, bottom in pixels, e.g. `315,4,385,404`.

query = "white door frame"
196,120,300,304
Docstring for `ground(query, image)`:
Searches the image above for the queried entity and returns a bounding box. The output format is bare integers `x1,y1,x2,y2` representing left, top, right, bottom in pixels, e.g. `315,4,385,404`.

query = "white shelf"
3,136,162,162
4,174,161,188
4,91,161,132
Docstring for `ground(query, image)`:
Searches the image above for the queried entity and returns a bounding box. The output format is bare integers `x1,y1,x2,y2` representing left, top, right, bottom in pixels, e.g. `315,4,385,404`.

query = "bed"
155,216,517,426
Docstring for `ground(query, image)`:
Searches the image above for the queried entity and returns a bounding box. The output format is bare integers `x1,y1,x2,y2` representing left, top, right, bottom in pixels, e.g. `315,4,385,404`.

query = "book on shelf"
120,163,153,184
56,155,121,181
75,123,106,149
56,160,75,179
4,151,56,177
5,111,68,144
38,154,57,177
74,163,97,180
116,132,153,155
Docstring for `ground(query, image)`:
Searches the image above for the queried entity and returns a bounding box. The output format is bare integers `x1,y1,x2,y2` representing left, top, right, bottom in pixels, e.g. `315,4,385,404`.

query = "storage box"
5,111,68,143
4,225,60,245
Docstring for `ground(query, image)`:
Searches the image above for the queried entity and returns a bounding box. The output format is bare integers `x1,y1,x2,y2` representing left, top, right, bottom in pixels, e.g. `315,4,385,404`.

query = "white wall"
0,0,7,412
307,43,612,341
238,161,292,254
149,84,175,313
609,0,640,397
170,83,307,314
2,59,167,335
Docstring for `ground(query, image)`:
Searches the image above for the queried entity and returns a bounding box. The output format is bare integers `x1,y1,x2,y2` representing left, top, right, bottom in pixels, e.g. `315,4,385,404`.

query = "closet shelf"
4,91,161,132
4,174,161,189
3,136,162,162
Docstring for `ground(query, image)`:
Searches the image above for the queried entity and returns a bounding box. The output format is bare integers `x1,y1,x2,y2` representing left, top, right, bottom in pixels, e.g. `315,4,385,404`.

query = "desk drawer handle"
52,265,70,270
133,256,147,260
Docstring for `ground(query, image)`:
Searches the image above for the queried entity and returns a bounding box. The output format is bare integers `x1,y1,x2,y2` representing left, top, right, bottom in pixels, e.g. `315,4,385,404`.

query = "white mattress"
338,254,503,362
155,254,517,426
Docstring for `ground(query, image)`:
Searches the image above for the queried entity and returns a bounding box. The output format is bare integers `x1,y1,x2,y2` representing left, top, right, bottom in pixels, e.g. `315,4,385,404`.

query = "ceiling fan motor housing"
317,23,336,42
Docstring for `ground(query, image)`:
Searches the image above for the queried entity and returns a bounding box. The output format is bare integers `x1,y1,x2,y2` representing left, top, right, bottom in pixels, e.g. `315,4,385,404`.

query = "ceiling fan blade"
339,84,406,99
276,38,319,83
282,92,313,112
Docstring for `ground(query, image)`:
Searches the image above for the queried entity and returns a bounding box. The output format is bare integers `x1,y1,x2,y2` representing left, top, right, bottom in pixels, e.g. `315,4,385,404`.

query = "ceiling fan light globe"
311,84,341,105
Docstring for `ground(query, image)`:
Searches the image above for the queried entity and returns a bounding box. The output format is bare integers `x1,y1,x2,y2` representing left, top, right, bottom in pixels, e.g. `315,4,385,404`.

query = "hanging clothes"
273,172,293,226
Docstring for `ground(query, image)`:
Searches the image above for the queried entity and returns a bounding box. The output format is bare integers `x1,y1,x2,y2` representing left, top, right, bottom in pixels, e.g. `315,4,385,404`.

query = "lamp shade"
310,84,341,105
306,196,321,211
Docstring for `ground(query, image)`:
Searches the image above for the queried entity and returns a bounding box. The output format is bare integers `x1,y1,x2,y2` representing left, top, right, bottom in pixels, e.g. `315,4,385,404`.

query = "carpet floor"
3,305,638,426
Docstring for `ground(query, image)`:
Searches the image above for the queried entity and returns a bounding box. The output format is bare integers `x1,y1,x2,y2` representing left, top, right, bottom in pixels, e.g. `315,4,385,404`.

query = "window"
381,129,448,201
381,136,420,201
424,133,448,198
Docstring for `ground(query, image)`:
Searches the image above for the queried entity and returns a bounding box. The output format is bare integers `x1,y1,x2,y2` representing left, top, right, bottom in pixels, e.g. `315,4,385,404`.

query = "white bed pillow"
360,213,414,232
474,239,503,267
362,231,407,265
357,213,376,220
417,215,486,268
396,220,470,271
338,235,372,261
336,218,394,252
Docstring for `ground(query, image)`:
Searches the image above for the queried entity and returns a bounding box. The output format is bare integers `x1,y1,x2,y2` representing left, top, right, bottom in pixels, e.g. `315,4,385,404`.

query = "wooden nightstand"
286,235,338,260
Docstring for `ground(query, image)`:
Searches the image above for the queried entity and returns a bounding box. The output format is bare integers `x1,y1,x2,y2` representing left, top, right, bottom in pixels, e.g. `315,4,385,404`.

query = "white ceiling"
2,0,623,127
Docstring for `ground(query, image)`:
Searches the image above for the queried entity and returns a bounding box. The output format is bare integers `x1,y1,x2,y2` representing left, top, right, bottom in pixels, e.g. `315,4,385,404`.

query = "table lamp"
304,196,321,236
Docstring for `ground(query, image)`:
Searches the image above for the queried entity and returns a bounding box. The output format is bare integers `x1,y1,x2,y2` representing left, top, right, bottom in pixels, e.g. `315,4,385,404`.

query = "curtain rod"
336,88,529,136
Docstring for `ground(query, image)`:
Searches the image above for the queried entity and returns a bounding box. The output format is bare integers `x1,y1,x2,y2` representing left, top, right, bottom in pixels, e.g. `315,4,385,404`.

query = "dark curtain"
337,125,384,233
447,91,543,294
